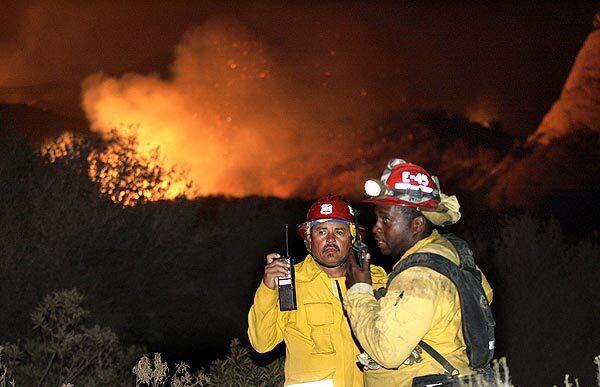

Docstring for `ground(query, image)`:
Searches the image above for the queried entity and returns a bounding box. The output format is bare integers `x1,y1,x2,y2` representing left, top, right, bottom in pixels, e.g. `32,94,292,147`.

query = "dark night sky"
0,1,598,136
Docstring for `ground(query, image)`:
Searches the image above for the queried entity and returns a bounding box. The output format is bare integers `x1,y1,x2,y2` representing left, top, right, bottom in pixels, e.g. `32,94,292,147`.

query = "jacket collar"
392,229,440,271
295,254,336,283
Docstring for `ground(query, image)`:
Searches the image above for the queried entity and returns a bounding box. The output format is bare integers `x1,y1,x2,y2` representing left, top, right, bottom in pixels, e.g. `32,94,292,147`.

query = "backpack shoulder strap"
394,252,459,284
444,234,482,282
374,248,458,299
418,340,458,376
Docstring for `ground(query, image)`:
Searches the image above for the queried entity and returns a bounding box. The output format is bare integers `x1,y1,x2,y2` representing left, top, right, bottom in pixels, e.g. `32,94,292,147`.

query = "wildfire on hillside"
36,14,600,209
78,19,379,201
41,130,191,206
35,20,520,206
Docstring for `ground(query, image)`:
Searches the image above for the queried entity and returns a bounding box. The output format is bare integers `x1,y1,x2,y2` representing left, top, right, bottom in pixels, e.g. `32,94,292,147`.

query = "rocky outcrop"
528,13,600,146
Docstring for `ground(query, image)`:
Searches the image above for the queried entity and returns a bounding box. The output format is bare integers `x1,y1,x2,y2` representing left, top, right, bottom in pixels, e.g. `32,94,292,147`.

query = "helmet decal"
320,203,333,215
395,171,433,193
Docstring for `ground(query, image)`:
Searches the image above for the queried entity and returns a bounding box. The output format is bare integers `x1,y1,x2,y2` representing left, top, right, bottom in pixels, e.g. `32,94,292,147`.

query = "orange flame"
41,130,192,206
79,19,368,201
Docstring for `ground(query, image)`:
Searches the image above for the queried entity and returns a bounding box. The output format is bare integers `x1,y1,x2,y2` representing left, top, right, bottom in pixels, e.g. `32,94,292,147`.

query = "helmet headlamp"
364,179,387,197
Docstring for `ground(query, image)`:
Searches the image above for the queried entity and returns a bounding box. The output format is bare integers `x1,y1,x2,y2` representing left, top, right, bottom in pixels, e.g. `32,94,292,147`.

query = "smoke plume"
82,19,368,197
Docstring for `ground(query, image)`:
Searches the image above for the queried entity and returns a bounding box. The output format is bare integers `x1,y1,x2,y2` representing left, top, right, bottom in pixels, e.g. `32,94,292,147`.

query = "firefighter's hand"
346,251,372,289
263,253,291,290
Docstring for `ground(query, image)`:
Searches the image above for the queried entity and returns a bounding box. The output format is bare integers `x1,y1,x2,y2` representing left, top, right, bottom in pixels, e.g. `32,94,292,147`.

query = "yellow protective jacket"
248,255,387,386
344,230,493,387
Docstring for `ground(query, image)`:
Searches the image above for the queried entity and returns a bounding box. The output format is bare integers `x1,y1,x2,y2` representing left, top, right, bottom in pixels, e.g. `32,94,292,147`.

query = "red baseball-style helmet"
297,195,365,239
364,159,441,210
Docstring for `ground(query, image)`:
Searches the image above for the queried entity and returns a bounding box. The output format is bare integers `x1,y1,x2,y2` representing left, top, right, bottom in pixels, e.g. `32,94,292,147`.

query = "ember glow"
86,133,191,206
41,130,191,206
465,95,500,128
40,131,84,163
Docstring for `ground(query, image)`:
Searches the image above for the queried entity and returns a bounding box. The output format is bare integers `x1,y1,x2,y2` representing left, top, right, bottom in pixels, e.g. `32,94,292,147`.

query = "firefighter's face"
372,204,415,258
309,221,352,268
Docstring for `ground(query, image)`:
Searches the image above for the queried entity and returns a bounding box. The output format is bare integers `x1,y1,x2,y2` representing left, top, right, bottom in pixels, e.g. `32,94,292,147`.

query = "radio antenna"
285,224,289,257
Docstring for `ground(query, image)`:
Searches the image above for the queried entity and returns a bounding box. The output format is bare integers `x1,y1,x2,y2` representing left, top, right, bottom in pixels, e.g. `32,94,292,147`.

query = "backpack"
374,234,495,374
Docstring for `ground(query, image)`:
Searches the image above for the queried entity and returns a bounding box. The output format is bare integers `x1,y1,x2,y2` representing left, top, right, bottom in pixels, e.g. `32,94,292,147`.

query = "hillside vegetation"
0,126,598,385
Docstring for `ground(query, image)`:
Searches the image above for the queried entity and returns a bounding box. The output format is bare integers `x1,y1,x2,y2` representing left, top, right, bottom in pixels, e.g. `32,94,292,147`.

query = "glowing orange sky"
2,2,598,203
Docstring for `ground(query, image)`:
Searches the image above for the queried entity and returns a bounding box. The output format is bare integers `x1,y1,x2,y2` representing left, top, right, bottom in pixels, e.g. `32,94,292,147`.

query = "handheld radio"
278,224,297,311
352,210,369,268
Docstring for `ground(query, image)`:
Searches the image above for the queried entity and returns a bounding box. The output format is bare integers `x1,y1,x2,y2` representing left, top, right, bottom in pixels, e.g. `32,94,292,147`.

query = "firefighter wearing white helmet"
248,195,387,386
344,159,494,387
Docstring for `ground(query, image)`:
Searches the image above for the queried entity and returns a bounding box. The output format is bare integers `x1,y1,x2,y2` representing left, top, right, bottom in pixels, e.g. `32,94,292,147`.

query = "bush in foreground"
1,289,599,386
133,339,283,387
0,289,141,386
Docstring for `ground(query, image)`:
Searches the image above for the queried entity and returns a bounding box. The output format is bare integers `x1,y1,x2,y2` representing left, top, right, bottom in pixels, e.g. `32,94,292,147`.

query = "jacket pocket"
305,302,335,355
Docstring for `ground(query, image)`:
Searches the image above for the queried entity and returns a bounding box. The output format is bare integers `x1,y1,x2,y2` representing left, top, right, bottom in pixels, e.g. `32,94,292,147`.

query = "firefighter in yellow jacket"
248,195,387,386
344,159,493,387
